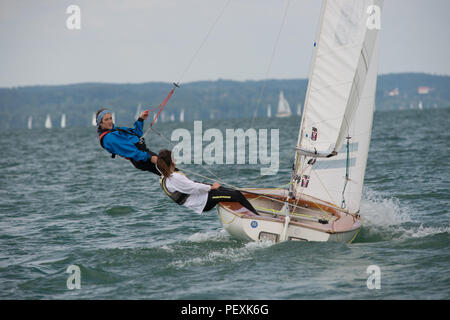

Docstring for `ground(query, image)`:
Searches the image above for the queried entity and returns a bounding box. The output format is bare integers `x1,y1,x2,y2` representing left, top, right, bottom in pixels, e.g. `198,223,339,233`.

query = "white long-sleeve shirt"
165,172,211,213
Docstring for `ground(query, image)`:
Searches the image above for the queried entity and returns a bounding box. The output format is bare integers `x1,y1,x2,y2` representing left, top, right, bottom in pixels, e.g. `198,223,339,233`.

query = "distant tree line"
0,73,448,129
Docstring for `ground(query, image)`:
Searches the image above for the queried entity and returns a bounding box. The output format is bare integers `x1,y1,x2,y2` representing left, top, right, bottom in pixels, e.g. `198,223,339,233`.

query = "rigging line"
176,0,232,84
250,0,291,128
293,158,333,220
148,126,227,186
141,83,178,139
175,166,300,207
341,135,351,209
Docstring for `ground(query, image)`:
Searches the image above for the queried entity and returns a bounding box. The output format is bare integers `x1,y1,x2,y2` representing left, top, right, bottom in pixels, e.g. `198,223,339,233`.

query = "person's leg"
203,187,258,214
129,158,161,176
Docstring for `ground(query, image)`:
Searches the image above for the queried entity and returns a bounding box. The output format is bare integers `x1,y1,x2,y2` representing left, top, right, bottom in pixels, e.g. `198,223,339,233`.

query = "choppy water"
0,109,449,300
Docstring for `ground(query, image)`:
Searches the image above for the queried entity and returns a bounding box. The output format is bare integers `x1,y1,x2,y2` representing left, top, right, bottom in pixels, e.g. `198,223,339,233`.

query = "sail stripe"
314,157,356,170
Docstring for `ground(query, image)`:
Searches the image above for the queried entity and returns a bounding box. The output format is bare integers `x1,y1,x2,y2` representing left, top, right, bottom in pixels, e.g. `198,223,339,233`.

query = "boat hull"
216,188,361,243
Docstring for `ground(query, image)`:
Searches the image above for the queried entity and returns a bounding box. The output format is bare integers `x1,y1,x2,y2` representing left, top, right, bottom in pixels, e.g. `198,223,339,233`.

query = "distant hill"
0,73,448,129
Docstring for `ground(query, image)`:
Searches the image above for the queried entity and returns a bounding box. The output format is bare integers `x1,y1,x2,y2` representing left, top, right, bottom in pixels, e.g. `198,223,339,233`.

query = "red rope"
150,87,176,127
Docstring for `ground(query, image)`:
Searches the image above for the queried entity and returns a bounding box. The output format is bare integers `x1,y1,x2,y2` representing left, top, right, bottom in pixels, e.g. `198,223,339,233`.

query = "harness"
98,128,148,159
159,172,189,205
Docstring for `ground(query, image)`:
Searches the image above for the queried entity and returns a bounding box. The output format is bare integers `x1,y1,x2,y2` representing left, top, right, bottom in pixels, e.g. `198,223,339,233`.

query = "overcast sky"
0,0,449,88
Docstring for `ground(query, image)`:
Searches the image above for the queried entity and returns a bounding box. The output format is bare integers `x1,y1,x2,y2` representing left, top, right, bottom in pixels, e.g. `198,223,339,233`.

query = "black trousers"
203,187,258,215
129,150,161,176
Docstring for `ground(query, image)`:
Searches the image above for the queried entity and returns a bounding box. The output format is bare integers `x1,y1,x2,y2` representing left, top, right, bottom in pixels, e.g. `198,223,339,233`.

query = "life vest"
98,128,148,159
159,173,189,205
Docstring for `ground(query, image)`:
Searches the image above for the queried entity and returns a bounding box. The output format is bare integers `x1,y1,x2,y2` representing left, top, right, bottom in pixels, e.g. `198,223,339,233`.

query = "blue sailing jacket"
98,119,149,162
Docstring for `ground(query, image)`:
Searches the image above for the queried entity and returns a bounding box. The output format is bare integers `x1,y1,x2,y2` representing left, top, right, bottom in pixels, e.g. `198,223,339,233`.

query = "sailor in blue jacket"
96,108,160,176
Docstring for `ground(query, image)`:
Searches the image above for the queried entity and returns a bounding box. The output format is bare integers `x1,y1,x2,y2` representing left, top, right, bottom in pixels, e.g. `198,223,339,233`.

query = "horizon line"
1,71,449,89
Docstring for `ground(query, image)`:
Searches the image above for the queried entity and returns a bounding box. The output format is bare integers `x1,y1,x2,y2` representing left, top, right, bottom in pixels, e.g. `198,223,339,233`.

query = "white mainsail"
297,103,302,116
45,114,52,129
276,91,291,117
27,116,32,129
267,104,272,118
61,114,66,128
292,0,383,214
92,112,96,126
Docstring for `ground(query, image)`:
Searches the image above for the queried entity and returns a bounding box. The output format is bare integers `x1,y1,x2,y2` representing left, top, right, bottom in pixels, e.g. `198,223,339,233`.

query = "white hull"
217,188,361,243
275,113,291,118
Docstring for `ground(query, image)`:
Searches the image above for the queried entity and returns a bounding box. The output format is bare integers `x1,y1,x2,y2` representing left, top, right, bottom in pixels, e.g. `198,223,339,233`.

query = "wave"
360,187,412,227
186,229,231,242
356,187,449,242
169,236,275,268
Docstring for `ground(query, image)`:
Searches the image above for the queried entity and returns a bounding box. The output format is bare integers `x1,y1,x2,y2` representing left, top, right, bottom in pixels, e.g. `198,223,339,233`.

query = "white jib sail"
293,0,382,214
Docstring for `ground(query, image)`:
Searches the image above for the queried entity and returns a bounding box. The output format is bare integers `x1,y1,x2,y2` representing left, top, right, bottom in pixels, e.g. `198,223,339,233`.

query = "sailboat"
92,112,96,126
45,114,52,129
135,103,142,121
180,109,185,122
297,103,302,116
275,91,291,118
217,0,383,243
27,116,32,130
267,104,272,118
61,114,66,128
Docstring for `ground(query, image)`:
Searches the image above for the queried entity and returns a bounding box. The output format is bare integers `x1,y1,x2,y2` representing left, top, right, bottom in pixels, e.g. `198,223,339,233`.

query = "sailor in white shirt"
157,149,258,215
165,171,213,214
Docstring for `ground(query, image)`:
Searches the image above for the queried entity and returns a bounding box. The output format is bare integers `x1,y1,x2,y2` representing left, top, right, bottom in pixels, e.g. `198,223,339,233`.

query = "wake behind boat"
217,0,383,243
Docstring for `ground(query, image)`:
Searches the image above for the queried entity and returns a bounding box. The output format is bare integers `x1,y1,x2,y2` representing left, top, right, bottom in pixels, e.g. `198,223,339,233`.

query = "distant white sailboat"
27,116,32,130
267,104,272,118
135,103,142,121
275,91,291,118
61,114,66,128
92,112,96,126
180,109,185,122
112,112,116,123
297,103,302,116
418,101,423,110
170,114,175,122
45,114,52,129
